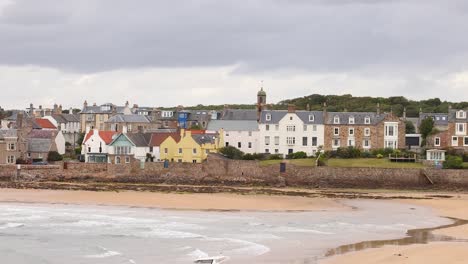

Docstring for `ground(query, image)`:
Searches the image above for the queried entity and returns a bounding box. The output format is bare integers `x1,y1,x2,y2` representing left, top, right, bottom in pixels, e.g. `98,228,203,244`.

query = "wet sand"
0,188,346,211
321,193,468,264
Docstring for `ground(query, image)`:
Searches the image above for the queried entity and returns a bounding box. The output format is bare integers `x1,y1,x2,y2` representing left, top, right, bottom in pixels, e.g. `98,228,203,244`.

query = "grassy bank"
260,158,426,168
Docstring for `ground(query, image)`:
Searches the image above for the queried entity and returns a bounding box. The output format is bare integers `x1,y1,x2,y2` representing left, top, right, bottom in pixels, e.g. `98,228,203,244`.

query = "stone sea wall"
0,158,467,190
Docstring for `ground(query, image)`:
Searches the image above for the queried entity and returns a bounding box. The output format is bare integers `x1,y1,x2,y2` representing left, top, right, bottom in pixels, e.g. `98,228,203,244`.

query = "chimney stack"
83,100,88,108
376,103,380,116
306,103,311,111
287,104,296,113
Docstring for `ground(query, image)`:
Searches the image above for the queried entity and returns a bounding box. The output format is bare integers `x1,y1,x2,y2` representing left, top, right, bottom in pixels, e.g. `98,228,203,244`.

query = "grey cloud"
0,0,468,74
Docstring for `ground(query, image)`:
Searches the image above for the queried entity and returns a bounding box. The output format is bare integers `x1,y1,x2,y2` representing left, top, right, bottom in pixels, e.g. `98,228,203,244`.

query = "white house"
258,108,325,157
206,120,259,154
107,133,151,163
81,129,117,163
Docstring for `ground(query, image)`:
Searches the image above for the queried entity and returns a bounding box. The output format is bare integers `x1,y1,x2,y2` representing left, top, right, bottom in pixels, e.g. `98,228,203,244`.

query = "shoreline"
2,187,468,263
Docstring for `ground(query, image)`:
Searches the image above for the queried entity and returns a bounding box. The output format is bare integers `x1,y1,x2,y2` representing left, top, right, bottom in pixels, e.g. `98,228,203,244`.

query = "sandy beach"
2,188,468,263
321,193,468,264
0,188,346,211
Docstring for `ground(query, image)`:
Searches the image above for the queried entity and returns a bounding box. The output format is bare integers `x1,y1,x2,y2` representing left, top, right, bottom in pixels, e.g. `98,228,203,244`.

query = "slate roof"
28,138,52,153
207,120,258,131
126,133,152,147
192,134,218,145
448,109,468,122
0,129,17,139
150,132,181,146
81,104,130,114
259,110,324,124
35,118,57,129
28,130,57,139
105,114,151,123
419,113,449,127
324,112,385,125
221,109,258,121
52,114,80,124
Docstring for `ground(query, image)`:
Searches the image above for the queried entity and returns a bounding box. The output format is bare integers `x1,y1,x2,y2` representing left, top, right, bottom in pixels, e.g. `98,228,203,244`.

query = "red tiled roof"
35,118,57,129
83,130,117,144
187,130,206,135
150,132,181,146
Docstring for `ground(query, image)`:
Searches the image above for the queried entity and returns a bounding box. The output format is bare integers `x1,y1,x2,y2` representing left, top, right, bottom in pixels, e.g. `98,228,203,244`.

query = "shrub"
443,155,463,169
219,146,244,159
336,147,361,159
376,154,384,159
47,151,63,162
268,154,283,160
242,153,255,160
360,151,374,158
286,151,308,159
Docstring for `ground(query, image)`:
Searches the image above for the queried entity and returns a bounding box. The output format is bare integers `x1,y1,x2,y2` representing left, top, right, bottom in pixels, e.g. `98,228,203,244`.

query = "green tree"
419,117,434,146
443,155,463,169
219,146,244,160
405,121,416,134
47,151,63,162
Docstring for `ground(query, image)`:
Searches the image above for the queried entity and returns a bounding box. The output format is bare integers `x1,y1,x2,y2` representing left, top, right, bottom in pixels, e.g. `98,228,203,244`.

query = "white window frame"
456,110,466,119
309,114,314,121
332,139,340,148
333,127,340,136
265,114,272,121
349,128,355,136
312,125,317,132
286,125,296,132
311,137,318,147
363,139,371,149
364,128,370,137
349,116,355,124
455,123,466,135
275,125,279,131
7,155,15,164
265,125,270,131
303,125,307,132
364,116,370,124
274,136,280,145
452,136,458,146
464,136,468,146
434,137,441,147
348,138,355,147
286,137,296,145
333,116,340,124
125,156,130,163
265,136,270,146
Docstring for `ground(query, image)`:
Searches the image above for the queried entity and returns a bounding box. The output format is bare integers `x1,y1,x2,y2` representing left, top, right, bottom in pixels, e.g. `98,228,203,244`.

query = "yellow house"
160,129,224,163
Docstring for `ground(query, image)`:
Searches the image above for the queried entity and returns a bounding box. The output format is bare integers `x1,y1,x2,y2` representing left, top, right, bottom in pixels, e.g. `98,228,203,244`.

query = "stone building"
0,129,22,164
80,101,132,132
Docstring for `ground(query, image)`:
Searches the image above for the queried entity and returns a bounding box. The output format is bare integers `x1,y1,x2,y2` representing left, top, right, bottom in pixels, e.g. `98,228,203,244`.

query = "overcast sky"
1,0,468,109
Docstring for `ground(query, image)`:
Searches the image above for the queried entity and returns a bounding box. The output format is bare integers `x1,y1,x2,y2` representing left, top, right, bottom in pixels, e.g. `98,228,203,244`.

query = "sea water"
0,200,451,264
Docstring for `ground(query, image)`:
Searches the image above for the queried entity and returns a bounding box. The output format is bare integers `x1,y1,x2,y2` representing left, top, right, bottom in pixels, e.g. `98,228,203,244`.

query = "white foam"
84,247,122,258
274,226,334,235
143,228,205,239
0,222,24,229
187,249,209,259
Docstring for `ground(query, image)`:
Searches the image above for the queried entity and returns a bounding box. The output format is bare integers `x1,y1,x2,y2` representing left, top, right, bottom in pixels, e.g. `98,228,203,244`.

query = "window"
248,131,252,137
225,142,229,147
266,114,272,121
302,137,308,146
303,125,307,132
274,136,280,145
226,132,229,136
248,142,252,148
7,156,15,164
150,146,154,153
290,116,293,120
364,128,371,137
286,137,296,145
192,160,197,163
164,148,168,154
364,117,371,124
193,148,197,154
312,137,318,146
464,136,468,146
434,137,441,146
7,143,16,151
456,123,466,135
349,128,354,136
333,139,340,148
115,156,121,164
265,125,270,131
274,149,279,153
286,125,296,132
275,125,279,131
115,146,131,155
384,124,398,137
348,139,355,147
385,140,397,149
456,110,466,119
205,149,209,154
88,147,91,153
334,127,340,136
349,116,355,124
125,157,130,163
452,136,458,146
265,149,270,153
312,125,317,132
237,142,241,148
309,114,314,121
363,139,371,148
333,116,340,124
178,148,182,154
178,159,182,163
265,136,270,145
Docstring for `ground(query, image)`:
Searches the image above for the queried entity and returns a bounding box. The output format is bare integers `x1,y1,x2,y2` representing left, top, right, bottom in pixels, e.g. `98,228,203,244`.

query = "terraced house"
80,101,132,132
323,105,405,151
258,105,325,157
0,129,22,164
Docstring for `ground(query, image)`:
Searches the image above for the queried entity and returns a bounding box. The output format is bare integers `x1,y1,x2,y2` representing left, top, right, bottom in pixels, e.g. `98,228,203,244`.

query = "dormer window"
309,114,314,122
364,116,371,124
349,116,355,124
265,114,271,121
333,116,340,124
456,110,466,119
